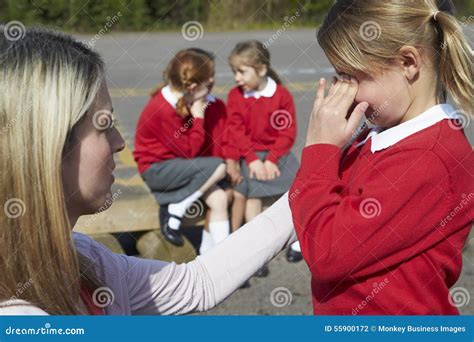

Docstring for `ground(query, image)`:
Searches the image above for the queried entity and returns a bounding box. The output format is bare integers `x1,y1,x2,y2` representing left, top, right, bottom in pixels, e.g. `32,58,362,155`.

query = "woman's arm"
79,193,296,315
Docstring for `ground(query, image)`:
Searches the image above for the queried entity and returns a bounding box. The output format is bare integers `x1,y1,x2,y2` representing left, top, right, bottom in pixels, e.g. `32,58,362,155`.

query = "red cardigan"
133,92,226,173
224,85,296,164
289,121,473,315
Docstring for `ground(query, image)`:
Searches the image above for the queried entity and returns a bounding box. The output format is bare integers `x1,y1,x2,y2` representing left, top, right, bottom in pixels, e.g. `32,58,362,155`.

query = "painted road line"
109,80,325,98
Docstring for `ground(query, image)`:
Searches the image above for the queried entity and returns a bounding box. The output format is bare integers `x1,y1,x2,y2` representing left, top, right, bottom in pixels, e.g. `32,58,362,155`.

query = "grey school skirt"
234,151,299,198
141,157,224,205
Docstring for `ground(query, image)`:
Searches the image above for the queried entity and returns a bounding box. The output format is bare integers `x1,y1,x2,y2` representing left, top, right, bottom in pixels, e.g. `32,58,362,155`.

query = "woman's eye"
92,111,116,132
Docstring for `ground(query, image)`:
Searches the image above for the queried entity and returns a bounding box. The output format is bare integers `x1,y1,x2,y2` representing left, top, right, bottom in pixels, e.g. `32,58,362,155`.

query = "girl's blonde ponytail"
433,10,473,113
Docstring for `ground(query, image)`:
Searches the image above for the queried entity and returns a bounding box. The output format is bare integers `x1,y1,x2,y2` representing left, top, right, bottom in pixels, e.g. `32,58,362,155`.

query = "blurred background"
1,0,473,32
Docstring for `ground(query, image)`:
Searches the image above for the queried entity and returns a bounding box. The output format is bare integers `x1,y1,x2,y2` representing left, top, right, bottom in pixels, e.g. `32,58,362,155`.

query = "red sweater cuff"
245,152,259,164
265,153,279,164
299,144,341,179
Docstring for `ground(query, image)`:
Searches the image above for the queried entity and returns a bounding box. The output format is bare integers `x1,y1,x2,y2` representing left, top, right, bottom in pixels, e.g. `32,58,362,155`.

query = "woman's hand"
226,159,243,185
305,76,369,148
263,160,281,180
248,159,268,181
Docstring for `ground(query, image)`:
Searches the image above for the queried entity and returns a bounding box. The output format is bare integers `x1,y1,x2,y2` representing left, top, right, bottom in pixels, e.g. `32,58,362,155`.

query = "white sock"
209,220,230,244
290,241,301,252
168,190,203,218
168,217,181,230
199,230,214,255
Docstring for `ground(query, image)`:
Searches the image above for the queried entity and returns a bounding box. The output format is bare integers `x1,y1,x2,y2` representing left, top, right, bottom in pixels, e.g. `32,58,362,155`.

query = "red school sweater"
133,91,226,173
224,85,296,164
289,119,473,315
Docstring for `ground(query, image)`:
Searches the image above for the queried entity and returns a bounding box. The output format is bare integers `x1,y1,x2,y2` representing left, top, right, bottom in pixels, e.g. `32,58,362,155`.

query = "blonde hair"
0,27,104,314
229,40,282,84
317,0,473,114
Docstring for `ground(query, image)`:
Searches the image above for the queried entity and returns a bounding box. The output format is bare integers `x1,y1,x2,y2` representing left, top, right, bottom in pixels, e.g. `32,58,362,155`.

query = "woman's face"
61,80,125,223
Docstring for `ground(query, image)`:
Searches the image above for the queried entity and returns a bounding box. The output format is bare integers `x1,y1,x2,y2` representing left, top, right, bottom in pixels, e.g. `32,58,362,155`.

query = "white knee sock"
199,229,214,255
290,241,301,252
209,220,230,244
167,190,204,230
168,217,181,230
168,190,204,218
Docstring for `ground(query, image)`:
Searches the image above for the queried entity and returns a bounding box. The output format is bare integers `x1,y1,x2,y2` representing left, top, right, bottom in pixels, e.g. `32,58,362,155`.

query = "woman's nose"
112,128,126,153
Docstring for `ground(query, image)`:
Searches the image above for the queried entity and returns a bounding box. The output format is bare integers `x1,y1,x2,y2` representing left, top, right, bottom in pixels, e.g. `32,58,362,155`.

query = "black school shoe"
239,280,251,289
159,205,184,247
286,246,303,263
254,265,269,278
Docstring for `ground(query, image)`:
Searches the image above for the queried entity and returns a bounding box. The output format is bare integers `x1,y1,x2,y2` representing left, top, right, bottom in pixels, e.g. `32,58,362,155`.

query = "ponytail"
267,66,282,84
434,11,473,113
176,96,190,117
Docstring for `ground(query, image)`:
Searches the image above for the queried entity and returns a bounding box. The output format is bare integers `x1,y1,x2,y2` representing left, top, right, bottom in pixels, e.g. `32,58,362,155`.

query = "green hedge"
0,0,471,32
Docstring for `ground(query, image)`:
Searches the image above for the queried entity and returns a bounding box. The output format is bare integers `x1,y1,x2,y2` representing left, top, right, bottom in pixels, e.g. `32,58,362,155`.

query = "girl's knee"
233,190,246,201
205,188,228,210
212,163,227,182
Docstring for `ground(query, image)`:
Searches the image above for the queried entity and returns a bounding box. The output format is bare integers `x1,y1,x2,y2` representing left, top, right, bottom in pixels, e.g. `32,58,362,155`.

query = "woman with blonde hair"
0,27,296,315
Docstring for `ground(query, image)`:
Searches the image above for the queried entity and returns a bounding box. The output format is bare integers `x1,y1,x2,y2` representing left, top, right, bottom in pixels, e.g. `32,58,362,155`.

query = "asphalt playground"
74,27,474,315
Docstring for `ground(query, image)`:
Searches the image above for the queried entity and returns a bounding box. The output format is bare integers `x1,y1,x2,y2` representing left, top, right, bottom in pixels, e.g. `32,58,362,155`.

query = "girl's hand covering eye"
305,76,369,148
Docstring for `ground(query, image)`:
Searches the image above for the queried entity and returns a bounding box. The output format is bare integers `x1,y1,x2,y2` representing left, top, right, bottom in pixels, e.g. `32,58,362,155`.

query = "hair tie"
433,10,440,21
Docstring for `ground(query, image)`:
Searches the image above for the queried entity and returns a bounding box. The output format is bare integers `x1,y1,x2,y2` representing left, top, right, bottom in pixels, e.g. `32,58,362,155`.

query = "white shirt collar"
357,104,459,153
243,77,277,99
161,85,216,108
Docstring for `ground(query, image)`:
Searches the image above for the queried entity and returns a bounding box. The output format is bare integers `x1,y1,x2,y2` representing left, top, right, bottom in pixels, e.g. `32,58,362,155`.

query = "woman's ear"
397,46,423,82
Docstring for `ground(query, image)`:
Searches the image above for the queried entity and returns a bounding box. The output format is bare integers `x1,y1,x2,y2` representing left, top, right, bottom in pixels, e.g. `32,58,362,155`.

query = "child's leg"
199,211,213,255
231,190,247,232
245,198,263,222
168,163,226,229
203,185,230,245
